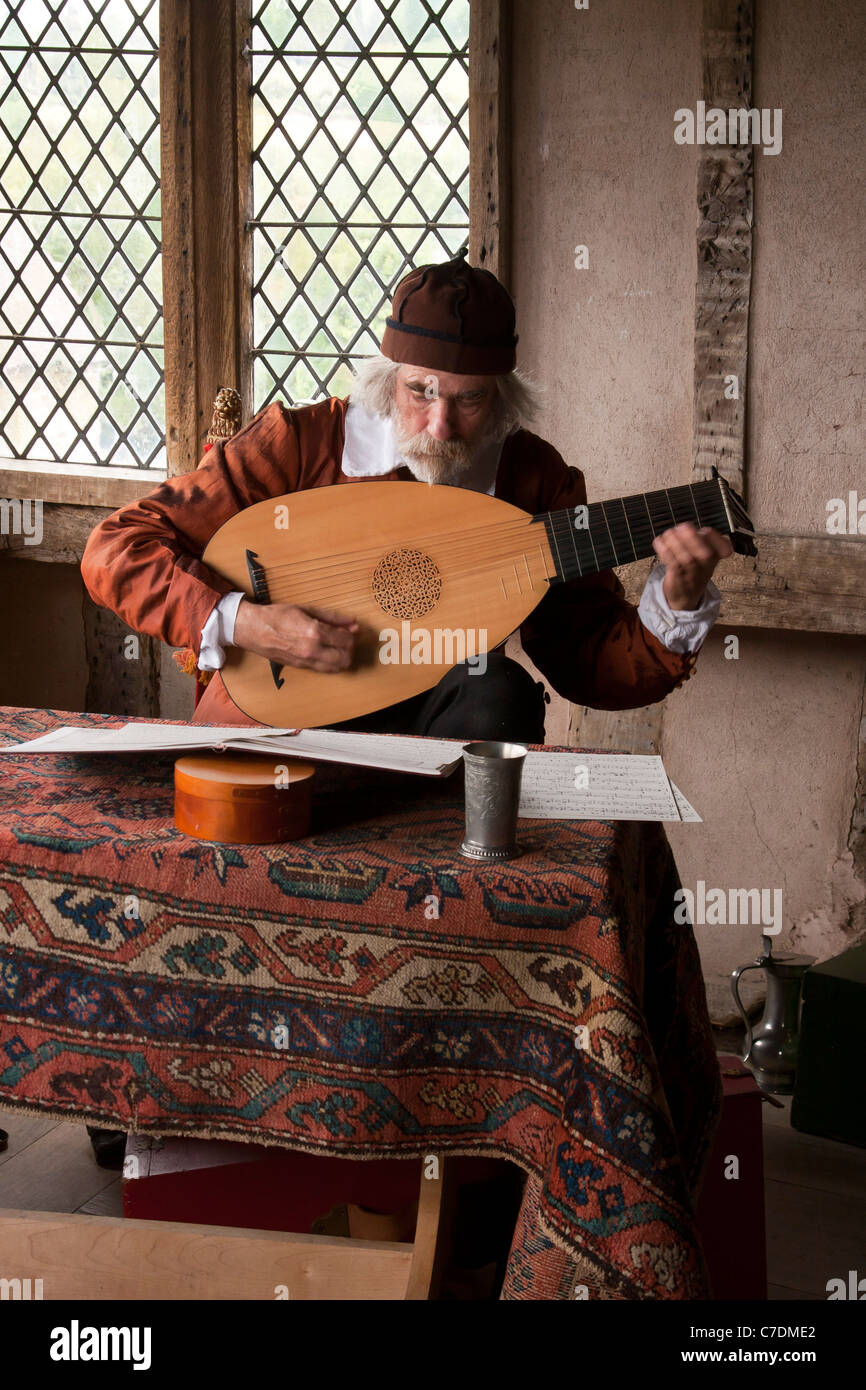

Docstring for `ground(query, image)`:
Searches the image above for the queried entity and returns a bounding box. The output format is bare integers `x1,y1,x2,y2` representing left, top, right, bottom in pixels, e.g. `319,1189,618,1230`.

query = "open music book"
1,723,464,777
2,723,702,821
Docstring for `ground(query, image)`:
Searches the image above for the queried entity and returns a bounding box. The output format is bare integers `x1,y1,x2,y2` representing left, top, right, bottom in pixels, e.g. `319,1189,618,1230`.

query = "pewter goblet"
459,740,527,861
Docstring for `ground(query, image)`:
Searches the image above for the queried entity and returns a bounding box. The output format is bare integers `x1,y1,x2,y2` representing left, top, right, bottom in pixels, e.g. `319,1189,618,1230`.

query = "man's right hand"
233,599,359,673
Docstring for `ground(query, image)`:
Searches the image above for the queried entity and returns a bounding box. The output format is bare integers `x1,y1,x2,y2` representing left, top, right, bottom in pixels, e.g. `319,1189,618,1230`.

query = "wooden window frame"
0,0,492,538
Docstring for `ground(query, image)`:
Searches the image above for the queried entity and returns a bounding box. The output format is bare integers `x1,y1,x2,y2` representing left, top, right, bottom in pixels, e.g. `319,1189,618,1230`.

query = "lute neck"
531,476,751,583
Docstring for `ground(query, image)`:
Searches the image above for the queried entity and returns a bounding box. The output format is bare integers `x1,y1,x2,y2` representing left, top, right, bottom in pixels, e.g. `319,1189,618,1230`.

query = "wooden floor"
1,1063,863,1301
0,1111,124,1219
761,1091,866,1299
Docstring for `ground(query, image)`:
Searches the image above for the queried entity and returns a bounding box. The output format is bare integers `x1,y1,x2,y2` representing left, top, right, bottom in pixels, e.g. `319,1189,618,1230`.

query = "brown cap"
380,247,518,374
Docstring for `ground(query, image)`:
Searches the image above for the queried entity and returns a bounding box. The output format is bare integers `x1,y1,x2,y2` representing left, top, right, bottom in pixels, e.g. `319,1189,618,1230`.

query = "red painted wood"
123,1138,425,1234
696,1054,768,1300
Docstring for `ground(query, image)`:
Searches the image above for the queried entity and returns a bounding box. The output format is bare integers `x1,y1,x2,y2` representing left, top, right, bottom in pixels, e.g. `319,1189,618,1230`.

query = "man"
81,249,731,738
79,250,731,1233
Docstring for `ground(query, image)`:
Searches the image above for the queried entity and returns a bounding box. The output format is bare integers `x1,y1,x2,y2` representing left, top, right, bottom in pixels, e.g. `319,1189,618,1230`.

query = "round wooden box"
174,753,316,844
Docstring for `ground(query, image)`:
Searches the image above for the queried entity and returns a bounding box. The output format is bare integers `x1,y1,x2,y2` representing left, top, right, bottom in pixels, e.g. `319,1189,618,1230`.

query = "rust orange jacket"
80,397,696,726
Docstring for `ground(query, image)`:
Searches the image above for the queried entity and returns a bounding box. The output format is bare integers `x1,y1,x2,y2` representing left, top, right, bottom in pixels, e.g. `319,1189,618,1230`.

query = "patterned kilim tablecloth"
0,707,722,1300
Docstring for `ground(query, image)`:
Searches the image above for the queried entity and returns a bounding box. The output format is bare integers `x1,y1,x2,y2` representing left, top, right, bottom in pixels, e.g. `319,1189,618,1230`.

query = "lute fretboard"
531,474,755,583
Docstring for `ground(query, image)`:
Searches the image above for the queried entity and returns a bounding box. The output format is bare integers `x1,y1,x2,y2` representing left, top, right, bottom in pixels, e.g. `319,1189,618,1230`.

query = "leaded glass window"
0,0,163,471
249,0,470,408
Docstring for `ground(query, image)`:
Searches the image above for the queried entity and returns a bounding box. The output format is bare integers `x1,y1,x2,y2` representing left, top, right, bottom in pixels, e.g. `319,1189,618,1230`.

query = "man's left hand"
654,523,733,610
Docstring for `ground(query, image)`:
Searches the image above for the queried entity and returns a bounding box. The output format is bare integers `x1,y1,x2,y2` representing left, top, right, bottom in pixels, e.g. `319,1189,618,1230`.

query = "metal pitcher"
730,934,815,1093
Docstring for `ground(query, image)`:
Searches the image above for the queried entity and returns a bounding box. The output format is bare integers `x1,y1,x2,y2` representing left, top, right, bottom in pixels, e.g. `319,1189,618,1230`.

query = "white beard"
392,410,513,486
391,424,475,485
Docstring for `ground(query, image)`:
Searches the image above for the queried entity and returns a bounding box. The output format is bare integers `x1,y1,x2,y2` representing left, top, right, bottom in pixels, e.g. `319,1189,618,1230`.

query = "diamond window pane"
0,1,164,469
251,0,470,410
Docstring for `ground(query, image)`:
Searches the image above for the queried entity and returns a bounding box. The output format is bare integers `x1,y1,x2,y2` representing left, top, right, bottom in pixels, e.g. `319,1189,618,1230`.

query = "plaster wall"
0,557,88,711
0,557,193,721
748,0,865,535
510,0,866,1014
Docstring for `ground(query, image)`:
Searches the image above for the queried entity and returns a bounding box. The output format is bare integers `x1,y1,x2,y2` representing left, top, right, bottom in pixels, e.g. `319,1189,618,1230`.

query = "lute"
203,467,756,728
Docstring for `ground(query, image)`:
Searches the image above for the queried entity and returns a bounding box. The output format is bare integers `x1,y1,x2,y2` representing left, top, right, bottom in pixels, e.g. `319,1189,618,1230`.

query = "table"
0,706,721,1299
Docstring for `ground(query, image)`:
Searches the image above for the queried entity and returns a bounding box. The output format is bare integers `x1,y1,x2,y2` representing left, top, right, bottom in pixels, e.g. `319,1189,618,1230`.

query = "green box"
791,941,866,1147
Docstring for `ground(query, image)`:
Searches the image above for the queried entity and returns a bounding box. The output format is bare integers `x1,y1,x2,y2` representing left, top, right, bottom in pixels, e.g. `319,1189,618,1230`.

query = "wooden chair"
0,1154,453,1300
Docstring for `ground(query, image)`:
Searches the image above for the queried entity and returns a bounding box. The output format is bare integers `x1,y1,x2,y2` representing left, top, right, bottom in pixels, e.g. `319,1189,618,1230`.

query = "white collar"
341,400,402,476
341,398,503,496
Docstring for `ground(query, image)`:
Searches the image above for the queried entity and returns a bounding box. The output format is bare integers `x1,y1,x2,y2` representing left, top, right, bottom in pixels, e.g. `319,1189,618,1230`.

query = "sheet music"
668,780,703,823
1,723,462,778
2,725,701,804
2,725,295,753
229,731,463,777
518,752,683,821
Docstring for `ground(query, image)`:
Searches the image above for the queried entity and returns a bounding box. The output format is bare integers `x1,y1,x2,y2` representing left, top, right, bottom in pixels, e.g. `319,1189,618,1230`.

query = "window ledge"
0,458,165,508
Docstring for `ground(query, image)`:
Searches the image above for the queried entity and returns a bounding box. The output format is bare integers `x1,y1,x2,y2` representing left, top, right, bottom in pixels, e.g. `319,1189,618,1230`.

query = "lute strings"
260,479,737,606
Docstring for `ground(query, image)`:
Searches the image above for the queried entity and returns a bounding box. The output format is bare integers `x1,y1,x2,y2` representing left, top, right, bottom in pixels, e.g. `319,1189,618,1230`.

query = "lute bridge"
245,548,285,691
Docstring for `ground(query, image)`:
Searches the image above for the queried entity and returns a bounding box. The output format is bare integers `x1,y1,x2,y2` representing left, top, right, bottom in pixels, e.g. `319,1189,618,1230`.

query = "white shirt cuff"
637,564,721,653
198,591,245,670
